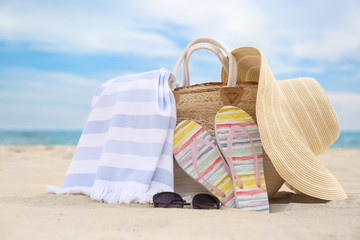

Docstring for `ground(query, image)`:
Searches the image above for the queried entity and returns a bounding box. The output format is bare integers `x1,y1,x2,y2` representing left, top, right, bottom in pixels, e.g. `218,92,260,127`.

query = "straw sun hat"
222,47,347,201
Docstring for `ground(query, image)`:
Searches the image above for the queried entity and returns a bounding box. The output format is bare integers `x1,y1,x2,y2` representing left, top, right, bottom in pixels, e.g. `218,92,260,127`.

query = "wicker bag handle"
171,37,237,90
182,43,229,87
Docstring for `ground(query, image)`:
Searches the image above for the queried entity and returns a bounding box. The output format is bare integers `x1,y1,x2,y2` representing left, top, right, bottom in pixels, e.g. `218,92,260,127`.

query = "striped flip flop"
173,120,238,208
215,106,269,213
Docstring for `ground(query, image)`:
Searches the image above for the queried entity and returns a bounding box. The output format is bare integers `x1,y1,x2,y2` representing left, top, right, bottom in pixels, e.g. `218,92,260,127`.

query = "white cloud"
0,68,103,128
328,92,360,130
291,27,360,62
1,0,359,64
0,68,101,104
0,1,181,57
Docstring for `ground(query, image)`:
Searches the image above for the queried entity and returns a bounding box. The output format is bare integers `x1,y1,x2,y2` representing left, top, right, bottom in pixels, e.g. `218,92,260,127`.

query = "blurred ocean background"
0,129,82,146
0,128,359,148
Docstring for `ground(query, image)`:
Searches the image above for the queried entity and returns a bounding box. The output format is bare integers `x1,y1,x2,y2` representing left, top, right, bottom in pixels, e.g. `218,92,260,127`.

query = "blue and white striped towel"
47,68,177,203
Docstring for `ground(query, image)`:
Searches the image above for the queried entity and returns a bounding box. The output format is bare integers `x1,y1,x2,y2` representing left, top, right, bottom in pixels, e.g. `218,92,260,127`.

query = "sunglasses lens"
192,194,219,209
154,192,184,208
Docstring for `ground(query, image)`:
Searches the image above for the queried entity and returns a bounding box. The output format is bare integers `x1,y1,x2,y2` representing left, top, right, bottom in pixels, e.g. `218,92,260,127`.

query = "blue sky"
0,0,359,129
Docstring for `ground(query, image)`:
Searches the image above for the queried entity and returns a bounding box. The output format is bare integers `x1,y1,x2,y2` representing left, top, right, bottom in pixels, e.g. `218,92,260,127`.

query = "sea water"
330,130,360,149
0,128,82,146
0,128,359,148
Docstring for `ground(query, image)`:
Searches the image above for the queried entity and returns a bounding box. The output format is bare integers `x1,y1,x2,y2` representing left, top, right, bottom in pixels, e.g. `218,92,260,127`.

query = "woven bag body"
174,82,258,137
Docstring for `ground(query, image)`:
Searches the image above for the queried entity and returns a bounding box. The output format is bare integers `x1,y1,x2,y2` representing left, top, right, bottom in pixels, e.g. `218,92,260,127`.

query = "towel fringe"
90,180,173,204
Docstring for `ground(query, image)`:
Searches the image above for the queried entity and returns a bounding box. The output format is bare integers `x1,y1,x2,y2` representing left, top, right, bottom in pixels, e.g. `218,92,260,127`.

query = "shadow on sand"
270,191,329,204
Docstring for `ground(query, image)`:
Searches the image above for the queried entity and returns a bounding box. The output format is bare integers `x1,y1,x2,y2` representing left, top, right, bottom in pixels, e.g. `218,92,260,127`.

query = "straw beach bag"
170,37,285,199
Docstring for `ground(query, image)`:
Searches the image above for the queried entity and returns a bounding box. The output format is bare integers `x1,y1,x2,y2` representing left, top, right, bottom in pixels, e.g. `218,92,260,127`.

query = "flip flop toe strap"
191,138,232,198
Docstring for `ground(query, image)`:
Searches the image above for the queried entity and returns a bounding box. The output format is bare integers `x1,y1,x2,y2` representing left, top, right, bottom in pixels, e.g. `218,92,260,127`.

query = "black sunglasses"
153,192,220,209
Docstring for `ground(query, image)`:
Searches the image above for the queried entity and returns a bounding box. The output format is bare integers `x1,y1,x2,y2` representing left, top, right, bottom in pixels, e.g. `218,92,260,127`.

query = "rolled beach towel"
47,68,177,204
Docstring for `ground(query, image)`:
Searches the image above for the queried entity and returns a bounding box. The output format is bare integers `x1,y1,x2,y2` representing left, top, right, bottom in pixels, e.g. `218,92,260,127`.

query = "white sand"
0,146,359,239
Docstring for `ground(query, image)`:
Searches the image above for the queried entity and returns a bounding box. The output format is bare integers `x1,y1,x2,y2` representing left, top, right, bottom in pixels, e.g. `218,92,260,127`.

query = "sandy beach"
0,146,359,239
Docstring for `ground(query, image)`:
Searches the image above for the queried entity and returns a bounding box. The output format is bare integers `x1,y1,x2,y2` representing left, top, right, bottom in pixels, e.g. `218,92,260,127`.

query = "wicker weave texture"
174,82,257,137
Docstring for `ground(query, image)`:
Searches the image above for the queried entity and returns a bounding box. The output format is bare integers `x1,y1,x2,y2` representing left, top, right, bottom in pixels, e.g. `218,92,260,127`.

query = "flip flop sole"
173,120,236,208
215,106,269,213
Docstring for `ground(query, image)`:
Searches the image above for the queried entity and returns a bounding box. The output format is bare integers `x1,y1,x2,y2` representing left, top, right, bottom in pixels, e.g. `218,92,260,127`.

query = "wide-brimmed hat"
221,47,347,200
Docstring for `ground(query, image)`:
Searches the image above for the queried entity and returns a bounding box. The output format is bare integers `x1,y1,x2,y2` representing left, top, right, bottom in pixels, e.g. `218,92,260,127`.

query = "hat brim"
227,47,347,200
